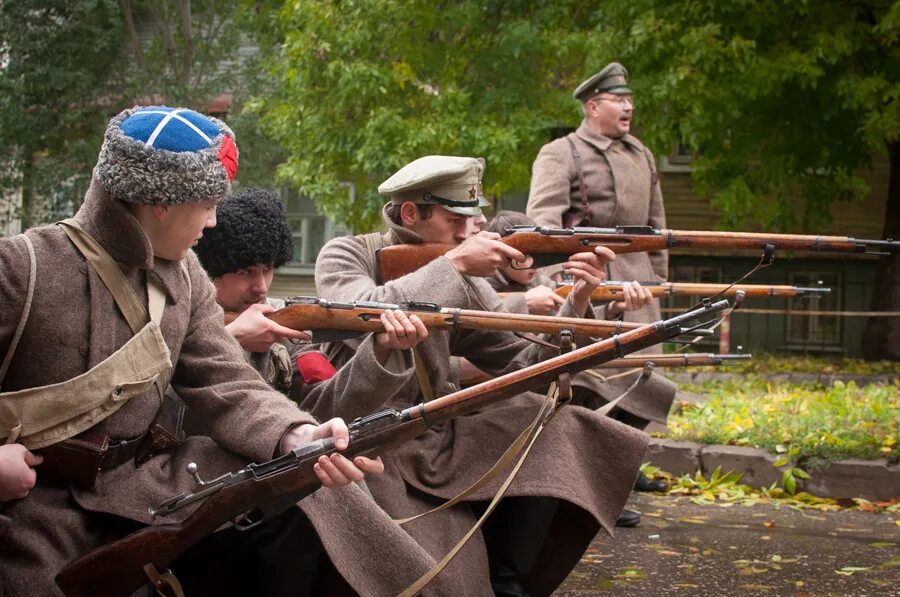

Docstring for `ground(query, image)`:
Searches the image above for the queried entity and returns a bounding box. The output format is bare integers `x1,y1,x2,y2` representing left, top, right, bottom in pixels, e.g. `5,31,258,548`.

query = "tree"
248,0,600,229
0,1,123,227
0,1,274,227
591,0,899,358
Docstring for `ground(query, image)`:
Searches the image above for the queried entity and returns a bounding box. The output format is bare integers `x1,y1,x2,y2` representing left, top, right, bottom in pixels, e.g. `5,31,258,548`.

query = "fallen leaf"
871,542,895,548
739,584,774,590
763,520,776,528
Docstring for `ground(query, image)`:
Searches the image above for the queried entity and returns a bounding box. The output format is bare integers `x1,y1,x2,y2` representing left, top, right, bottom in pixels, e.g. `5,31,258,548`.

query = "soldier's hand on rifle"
606,280,655,318
0,444,43,501
226,302,311,353
445,231,527,277
524,285,566,315
281,418,385,488
564,247,616,316
374,309,429,364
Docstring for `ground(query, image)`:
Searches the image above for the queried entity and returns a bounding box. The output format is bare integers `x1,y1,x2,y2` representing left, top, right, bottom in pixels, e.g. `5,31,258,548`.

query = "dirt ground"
556,492,900,596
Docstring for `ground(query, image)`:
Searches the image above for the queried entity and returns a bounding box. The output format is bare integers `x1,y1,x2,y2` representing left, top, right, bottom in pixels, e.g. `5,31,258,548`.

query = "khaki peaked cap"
574,62,631,102
379,155,486,216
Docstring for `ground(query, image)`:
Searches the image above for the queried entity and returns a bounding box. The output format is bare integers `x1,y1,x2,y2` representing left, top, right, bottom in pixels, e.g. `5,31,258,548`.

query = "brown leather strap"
566,134,591,227
101,432,149,469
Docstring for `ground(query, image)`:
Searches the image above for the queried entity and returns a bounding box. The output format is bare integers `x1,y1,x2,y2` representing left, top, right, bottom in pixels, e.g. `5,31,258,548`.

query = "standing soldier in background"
526,63,677,523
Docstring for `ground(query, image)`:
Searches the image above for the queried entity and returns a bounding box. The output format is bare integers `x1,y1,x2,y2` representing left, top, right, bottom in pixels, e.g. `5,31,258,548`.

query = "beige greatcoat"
0,181,442,597
306,209,649,596
526,120,676,424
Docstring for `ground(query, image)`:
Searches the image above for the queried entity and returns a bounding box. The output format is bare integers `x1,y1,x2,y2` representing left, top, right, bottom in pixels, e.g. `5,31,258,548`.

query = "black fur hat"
194,188,294,278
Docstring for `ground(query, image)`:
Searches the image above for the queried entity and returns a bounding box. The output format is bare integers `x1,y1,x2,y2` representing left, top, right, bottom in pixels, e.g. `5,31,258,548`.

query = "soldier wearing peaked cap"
305,154,649,595
0,105,389,596
527,63,678,524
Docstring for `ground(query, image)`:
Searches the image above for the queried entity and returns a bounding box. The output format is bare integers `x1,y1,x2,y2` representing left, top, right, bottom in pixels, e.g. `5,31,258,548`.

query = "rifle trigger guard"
143,563,185,597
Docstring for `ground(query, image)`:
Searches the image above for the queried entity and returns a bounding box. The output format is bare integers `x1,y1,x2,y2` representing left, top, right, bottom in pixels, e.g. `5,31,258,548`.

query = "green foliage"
249,0,600,230
667,378,900,462
593,0,899,231
0,1,124,225
687,354,900,376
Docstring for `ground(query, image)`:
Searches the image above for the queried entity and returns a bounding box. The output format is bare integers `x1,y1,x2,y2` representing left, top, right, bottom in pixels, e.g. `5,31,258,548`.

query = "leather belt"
101,432,148,469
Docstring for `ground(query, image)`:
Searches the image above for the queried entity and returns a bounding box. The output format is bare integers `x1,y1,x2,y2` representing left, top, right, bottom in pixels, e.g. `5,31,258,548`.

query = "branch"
119,0,144,67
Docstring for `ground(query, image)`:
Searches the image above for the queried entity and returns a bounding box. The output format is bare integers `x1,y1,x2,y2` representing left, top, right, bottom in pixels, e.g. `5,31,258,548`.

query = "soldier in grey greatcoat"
307,155,650,596
0,106,385,597
526,64,679,520
176,187,446,596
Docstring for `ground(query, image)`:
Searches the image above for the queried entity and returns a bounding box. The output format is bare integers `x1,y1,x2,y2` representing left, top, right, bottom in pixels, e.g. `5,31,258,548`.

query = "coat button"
113,385,123,396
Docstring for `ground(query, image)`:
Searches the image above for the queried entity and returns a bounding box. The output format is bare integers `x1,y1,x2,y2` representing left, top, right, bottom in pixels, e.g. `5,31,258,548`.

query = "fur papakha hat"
95,105,239,206
194,188,294,278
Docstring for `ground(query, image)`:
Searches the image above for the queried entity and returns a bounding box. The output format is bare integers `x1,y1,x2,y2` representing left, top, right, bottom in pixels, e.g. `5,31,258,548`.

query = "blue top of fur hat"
95,105,238,206
120,106,223,152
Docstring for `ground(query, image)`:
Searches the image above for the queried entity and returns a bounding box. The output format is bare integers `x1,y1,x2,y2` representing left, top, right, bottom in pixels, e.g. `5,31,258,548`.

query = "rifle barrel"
549,282,832,301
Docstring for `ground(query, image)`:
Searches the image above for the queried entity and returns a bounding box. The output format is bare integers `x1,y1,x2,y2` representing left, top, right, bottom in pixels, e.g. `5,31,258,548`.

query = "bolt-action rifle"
55,300,729,597
498,281,831,303
225,296,660,340
376,225,899,283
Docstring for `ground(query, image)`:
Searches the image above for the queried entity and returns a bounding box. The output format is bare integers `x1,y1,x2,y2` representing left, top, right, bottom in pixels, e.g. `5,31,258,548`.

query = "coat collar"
72,176,187,305
575,120,640,153
381,203,425,245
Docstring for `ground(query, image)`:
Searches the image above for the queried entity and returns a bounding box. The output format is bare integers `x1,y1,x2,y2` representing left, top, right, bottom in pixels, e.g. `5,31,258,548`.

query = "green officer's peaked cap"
379,155,485,217
573,62,631,101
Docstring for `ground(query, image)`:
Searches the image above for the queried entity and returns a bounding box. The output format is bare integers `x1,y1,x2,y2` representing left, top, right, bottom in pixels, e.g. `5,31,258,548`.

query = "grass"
668,353,899,376
664,377,899,464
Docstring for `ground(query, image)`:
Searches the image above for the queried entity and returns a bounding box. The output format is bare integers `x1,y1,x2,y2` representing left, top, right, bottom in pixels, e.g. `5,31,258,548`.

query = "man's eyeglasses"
593,95,634,107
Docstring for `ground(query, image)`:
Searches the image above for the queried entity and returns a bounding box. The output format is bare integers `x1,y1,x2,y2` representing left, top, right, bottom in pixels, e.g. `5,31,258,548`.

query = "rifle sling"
397,383,561,596
566,135,591,227
412,347,435,403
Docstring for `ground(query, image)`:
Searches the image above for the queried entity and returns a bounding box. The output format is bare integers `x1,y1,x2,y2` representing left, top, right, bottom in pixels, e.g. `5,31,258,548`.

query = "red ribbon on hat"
218,135,239,181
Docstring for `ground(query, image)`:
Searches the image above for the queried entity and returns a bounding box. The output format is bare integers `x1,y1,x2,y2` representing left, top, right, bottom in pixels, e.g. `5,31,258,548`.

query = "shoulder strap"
58,219,149,334
565,134,591,226
0,234,37,391
360,231,388,279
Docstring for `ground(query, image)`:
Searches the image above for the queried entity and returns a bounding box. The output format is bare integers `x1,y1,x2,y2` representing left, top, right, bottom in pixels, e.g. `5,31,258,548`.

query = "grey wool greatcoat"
0,180,443,597
526,120,676,424
306,207,649,596
487,271,676,426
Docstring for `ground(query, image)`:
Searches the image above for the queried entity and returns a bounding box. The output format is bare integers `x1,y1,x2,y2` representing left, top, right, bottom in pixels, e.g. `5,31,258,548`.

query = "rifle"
55,300,729,597
461,353,750,386
226,296,653,339
502,281,831,302
376,225,899,282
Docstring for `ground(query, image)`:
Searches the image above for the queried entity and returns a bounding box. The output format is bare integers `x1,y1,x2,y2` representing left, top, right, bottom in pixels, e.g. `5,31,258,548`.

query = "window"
785,271,842,347
282,189,350,269
659,138,695,173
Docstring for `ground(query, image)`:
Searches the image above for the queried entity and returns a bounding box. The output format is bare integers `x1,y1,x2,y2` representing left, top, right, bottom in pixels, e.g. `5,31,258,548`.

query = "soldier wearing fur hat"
307,154,649,596
0,106,386,595
526,64,678,518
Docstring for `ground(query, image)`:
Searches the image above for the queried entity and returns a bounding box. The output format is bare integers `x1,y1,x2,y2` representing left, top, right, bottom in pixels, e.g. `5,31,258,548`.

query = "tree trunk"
861,140,900,360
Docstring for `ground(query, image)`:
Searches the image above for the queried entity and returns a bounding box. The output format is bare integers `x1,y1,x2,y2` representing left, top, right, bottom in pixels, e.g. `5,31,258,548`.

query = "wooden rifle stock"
376,226,899,282
224,297,644,339
55,300,729,597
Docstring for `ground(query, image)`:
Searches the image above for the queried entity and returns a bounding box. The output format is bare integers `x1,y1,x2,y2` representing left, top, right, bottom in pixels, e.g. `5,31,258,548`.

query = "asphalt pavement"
556,493,900,596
